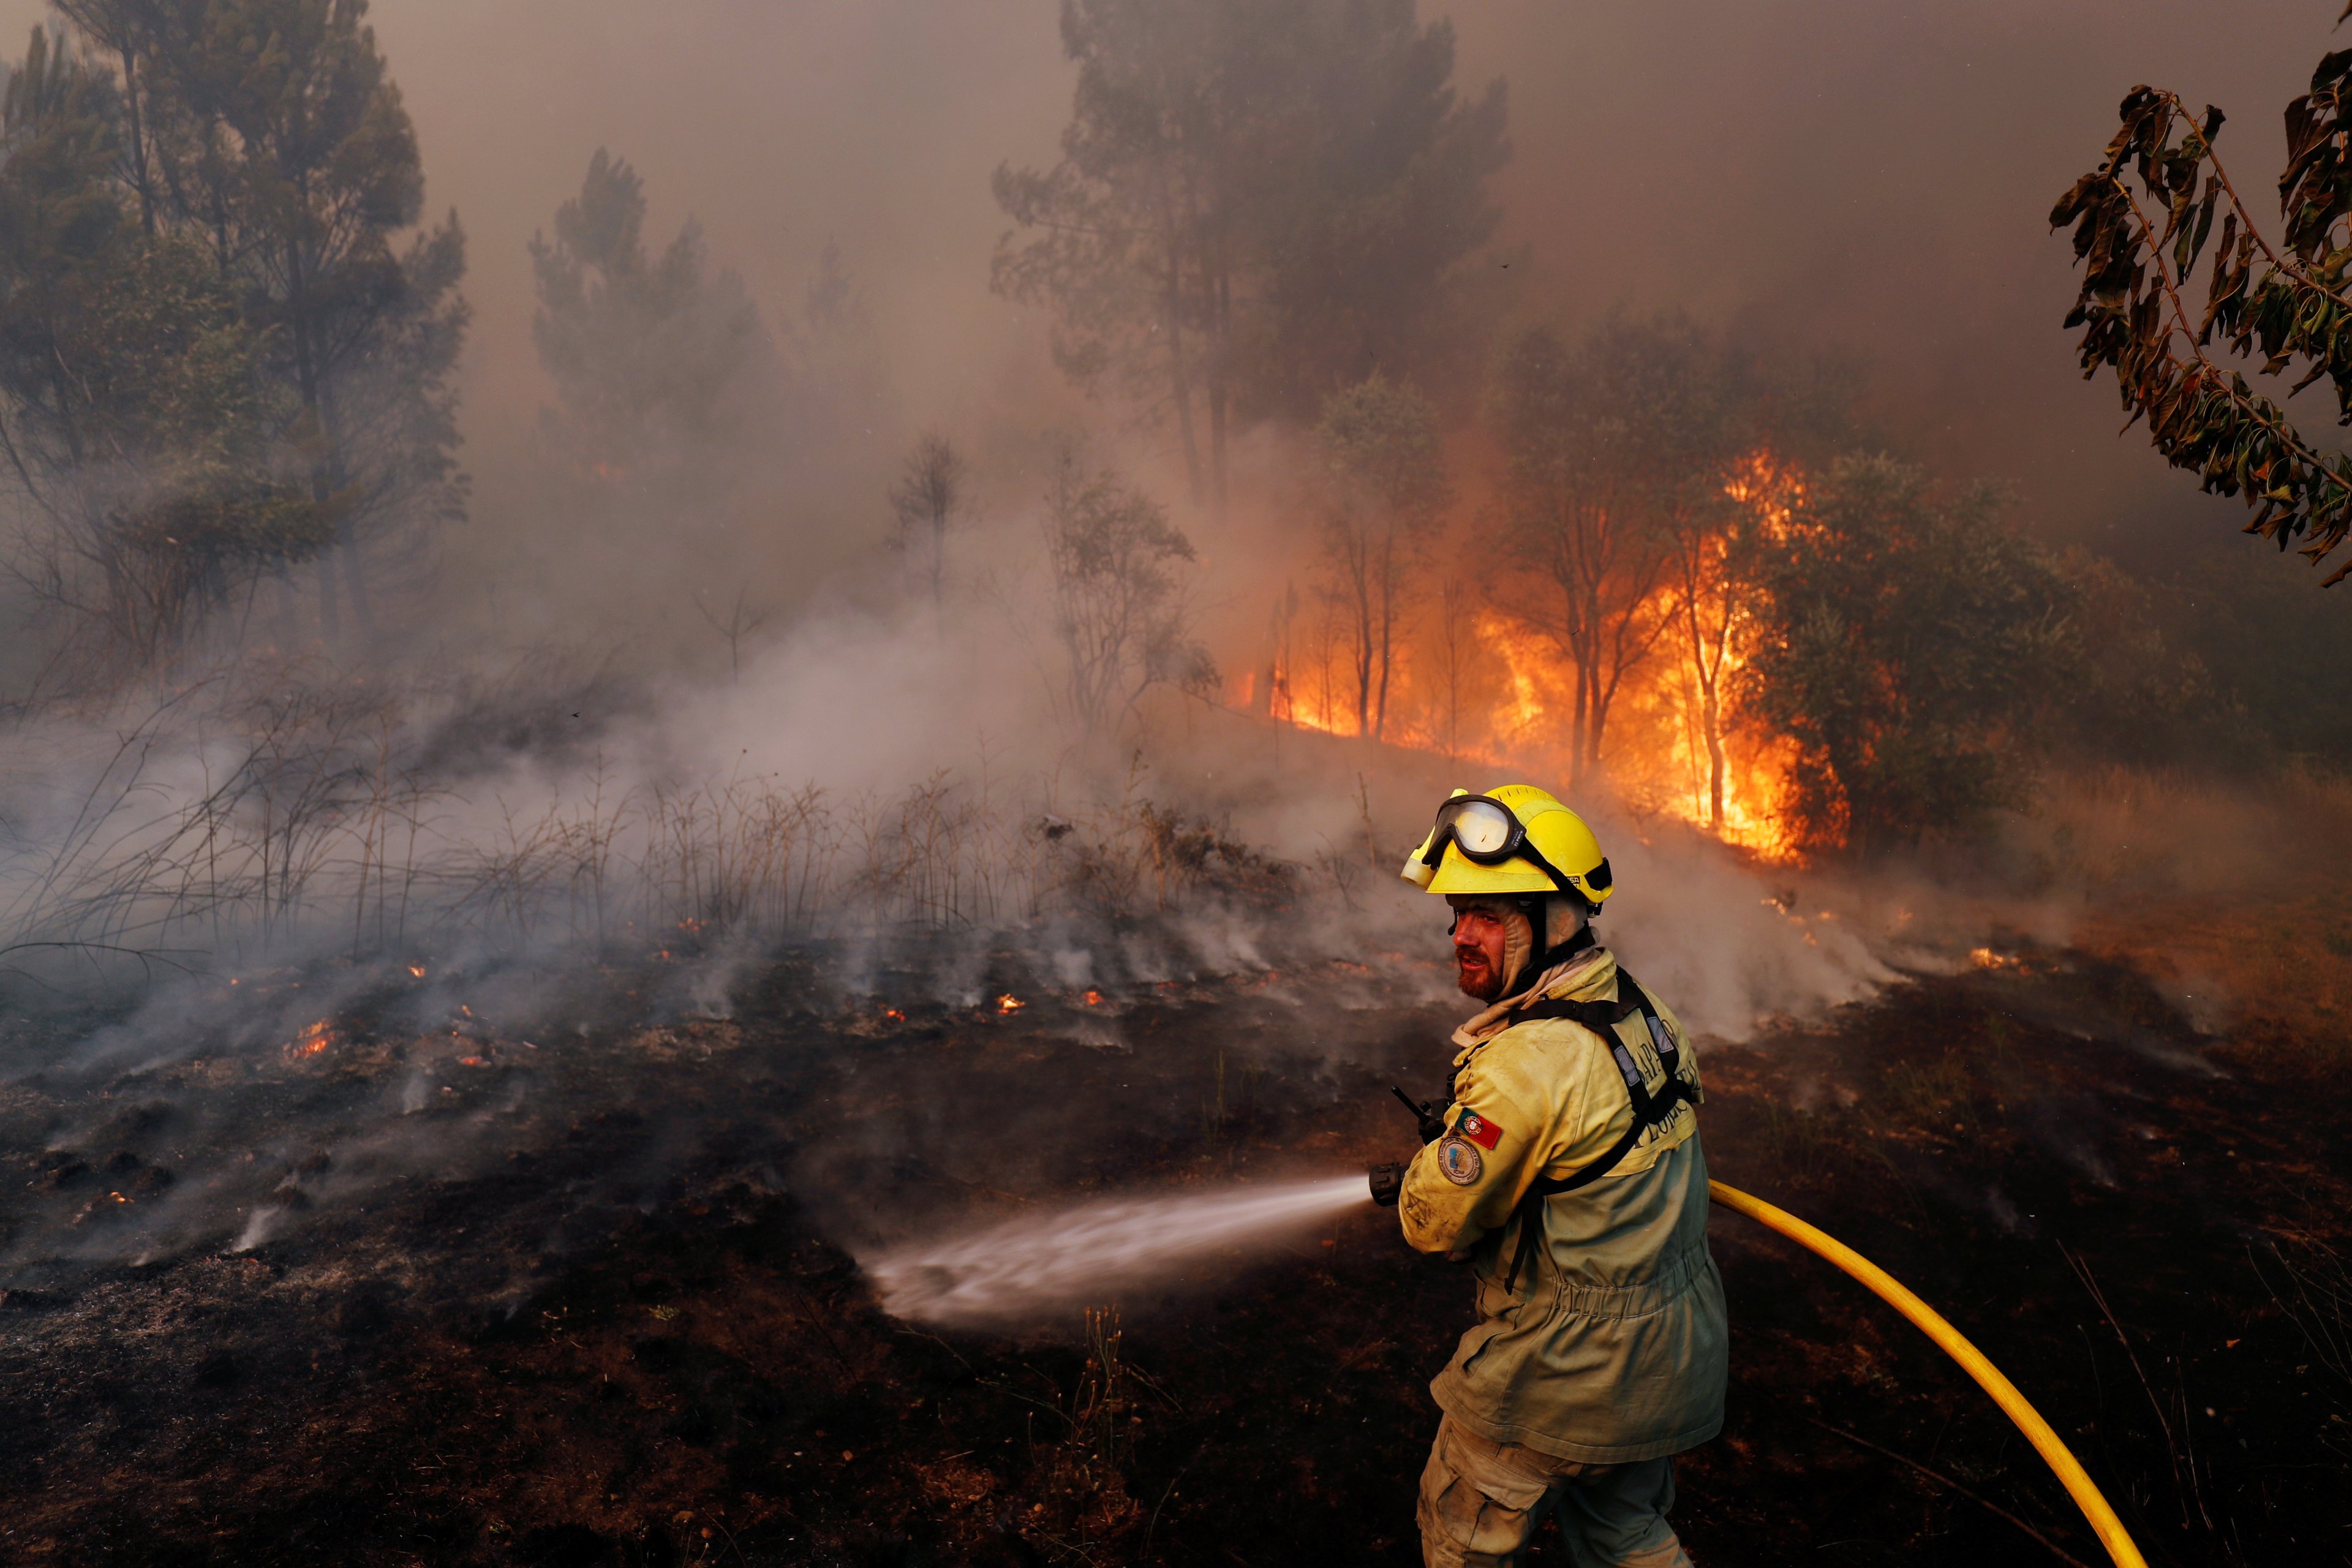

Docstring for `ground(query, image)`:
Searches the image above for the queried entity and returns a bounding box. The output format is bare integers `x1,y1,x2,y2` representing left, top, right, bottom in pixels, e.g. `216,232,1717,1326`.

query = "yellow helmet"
1399,785,1615,906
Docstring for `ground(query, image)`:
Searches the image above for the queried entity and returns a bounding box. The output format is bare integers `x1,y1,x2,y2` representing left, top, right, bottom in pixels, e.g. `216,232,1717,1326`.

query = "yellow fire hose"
1708,1181,2147,1568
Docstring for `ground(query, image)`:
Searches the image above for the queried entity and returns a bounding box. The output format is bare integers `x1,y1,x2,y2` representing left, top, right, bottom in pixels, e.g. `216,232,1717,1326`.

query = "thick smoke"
7,0,2309,1295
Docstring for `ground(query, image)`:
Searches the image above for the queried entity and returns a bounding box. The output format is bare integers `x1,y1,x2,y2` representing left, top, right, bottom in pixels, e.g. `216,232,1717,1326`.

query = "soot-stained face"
1451,906,1512,1003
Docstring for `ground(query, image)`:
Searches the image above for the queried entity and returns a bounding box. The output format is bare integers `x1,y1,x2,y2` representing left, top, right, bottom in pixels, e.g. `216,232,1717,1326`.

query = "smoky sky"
1445,0,2346,569
3,0,2342,577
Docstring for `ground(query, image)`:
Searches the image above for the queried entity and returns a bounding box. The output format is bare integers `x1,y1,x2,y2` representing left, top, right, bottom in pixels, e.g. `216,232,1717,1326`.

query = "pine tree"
530,148,772,478
73,0,473,645
0,25,321,684
992,0,1505,518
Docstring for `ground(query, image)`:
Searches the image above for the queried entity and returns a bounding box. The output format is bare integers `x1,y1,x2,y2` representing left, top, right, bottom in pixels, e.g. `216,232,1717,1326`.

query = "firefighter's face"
1452,907,1511,1001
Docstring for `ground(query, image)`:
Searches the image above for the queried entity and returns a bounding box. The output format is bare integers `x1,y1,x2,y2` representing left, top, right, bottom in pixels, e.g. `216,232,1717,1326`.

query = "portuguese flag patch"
1457,1111,1502,1150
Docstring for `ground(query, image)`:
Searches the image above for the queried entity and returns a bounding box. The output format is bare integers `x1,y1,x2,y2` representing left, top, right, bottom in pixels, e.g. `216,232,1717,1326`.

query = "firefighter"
1376,785,1727,1568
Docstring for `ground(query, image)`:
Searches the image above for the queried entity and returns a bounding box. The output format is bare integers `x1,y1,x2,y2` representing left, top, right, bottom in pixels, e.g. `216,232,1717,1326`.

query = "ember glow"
995,993,1024,1015
285,1020,338,1060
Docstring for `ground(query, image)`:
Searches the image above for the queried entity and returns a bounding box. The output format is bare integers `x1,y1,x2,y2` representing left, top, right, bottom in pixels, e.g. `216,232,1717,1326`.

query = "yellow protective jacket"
1398,945,1728,1464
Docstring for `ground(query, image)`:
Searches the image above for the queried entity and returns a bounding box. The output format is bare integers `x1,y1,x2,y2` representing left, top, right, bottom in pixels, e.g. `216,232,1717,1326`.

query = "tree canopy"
0,0,466,674
1315,371,1446,741
531,148,771,476
993,0,1506,515
1042,450,1212,731
1738,455,2075,854
0,26,322,683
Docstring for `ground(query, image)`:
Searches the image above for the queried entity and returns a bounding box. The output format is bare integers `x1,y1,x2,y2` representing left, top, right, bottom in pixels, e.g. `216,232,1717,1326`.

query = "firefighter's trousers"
1417,1414,1694,1568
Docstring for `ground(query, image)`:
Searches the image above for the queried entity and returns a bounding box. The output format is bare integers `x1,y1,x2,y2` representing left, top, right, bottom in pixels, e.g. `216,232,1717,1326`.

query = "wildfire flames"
1232,450,1810,859
995,994,1025,1015
285,1020,339,1060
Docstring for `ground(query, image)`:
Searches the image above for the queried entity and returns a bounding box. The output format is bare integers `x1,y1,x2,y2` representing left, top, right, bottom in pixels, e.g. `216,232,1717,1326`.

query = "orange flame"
995,993,1024,1015
286,1020,338,1060
1232,448,1811,862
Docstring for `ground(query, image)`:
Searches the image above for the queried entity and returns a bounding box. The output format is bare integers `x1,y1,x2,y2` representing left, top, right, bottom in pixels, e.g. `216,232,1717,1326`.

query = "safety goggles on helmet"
1415,793,1601,898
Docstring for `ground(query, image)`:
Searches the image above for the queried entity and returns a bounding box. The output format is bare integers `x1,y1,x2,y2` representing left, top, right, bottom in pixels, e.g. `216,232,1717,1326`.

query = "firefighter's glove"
1368,1163,1405,1208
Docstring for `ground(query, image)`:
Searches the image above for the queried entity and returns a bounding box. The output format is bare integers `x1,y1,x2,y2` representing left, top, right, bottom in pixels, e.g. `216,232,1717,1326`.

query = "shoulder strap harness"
1494,971,1695,1292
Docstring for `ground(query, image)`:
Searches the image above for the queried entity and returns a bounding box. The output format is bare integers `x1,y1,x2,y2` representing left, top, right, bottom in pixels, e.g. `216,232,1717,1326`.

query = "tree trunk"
1703,682,1726,828
1680,576,1727,831
1351,543,1373,737
1205,259,1231,524
1371,526,1395,741
285,233,344,650
932,510,946,612
1207,377,1229,526
1160,213,1202,505
119,43,156,236
341,537,376,643
315,548,341,647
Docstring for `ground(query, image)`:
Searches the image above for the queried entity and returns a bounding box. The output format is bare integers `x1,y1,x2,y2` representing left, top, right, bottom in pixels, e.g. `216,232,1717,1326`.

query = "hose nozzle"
1368,1163,1404,1207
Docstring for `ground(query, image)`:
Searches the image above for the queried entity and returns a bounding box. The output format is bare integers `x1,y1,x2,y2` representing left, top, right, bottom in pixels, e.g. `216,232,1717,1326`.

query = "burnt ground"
0,937,2347,1567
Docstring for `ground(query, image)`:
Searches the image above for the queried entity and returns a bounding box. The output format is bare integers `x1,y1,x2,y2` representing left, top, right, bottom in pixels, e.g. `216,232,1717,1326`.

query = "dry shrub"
0,680,1298,985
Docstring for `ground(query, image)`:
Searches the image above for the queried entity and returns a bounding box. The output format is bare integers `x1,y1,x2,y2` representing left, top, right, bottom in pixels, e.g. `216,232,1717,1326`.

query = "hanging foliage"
2053,47,2352,582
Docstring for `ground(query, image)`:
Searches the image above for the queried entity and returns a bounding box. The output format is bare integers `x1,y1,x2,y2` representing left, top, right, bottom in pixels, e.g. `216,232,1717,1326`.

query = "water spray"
865,1175,1368,1326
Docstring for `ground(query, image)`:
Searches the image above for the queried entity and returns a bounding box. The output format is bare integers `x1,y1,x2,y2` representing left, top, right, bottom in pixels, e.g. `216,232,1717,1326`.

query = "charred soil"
0,938,2345,1566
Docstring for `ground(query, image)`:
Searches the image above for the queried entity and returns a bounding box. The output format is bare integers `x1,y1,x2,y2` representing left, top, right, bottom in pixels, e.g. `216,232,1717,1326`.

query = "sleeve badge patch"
1437,1135,1484,1186
1457,1112,1503,1150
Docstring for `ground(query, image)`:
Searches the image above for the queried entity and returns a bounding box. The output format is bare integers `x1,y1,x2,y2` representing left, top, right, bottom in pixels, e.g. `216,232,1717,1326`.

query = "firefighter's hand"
1368,1163,1404,1207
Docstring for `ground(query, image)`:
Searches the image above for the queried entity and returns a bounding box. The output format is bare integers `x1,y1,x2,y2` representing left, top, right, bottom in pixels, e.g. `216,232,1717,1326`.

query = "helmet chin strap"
1504,895,1596,994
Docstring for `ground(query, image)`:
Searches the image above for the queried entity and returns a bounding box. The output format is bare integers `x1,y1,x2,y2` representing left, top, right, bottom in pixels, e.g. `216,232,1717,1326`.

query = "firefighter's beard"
1455,936,1510,1002
1451,902,1532,1003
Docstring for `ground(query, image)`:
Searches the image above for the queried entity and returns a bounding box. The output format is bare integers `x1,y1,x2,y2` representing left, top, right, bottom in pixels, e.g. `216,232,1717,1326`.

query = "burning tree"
1487,318,1755,785
1314,372,1449,742
1737,454,2076,856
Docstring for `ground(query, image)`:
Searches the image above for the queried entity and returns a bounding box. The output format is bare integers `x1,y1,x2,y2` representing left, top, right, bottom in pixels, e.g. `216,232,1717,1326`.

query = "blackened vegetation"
0,944,2345,1564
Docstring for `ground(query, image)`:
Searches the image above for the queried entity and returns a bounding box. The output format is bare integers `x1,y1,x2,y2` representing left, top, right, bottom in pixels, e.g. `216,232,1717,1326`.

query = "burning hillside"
2,1,2351,1564
1242,446,1809,859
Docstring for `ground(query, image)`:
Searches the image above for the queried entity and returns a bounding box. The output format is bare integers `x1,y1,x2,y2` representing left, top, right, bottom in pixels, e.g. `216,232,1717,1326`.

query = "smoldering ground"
0,592,1890,1292
1,868,2343,1566
0,0,2348,1561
